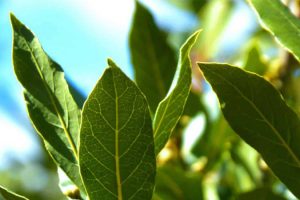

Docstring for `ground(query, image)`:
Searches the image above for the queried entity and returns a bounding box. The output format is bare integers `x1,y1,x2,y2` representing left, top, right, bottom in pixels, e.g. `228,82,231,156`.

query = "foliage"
2,0,300,199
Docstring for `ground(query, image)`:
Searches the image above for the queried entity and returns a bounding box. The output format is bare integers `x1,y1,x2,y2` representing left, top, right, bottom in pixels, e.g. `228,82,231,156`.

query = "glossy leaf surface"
130,1,177,113
153,30,200,155
249,0,300,61
79,59,155,200
10,14,83,191
0,186,28,200
199,63,300,198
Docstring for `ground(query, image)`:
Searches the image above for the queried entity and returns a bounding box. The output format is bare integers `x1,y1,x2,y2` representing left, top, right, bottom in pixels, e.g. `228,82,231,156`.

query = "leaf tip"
9,12,19,28
107,58,117,69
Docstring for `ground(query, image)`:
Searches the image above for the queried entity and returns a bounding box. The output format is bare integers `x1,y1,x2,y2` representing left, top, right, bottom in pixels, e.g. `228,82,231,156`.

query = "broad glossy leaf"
199,63,300,198
10,14,83,191
249,0,300,61
79,59,156,200
129,1,177,113
0,185,28,200
153,30,200,155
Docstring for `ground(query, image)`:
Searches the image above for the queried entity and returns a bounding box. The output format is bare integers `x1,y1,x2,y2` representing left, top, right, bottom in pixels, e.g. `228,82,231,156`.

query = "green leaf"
0,185,28,200
153,30,200,155
248,0,300,61
129,1,177,113
79,59,156,200
10,14,83,191
199,63,300,198
243,45,267,75
155,165,203,200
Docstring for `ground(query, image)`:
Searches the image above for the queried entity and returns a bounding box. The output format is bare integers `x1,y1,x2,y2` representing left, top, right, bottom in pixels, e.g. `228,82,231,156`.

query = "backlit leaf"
153,30,200,155
129,1,177,113
199,63,300,198
79,59,156,200
248,0,300,61
10,14,83,191
0,185,28,200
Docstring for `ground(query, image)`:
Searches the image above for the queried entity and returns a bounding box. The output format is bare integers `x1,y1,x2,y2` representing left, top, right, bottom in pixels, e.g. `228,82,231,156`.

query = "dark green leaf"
79,59,156,200
153,30,200,155
10,14,83,191
129,1,177,113
249,0,300,61
199,63,300,198
0,185,28,200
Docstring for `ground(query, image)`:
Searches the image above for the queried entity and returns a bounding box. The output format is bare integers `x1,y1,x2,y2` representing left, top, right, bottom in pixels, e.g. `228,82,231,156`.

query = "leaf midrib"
21,34,78,159
112,69,123,200
144,25,167,98
206,66,300,166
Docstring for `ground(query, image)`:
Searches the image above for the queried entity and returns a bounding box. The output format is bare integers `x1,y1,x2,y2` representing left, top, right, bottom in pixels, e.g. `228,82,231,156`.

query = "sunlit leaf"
153,30,200,155
79,59,156,200
0,185,28,200
199,63,300,198
249,0,300,61
129,1,177,113
10,14,84,192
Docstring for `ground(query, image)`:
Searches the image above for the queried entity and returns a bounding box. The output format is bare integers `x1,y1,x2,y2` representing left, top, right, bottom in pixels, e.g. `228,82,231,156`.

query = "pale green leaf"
153,30,200,155
79,59,156,200
0,185,28,200
199,63,300,198
10,14,84,192
248,0,300,61
129,1,177,113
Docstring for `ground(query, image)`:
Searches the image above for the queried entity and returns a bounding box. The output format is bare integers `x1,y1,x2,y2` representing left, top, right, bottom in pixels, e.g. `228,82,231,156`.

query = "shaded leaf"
249,0,300,61
0,185,28,200
183,91,203,117
129,1,177,113
153,30,200,155
199,63,300,198
79,59,156,200
10,14,83,191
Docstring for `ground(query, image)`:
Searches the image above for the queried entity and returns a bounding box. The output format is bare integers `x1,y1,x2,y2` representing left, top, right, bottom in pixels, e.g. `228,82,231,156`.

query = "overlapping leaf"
199,63,300,198
153,30,200,155
249,0,300,61
0,185,28,200
129,1,177,113
10,14,83,191
79,59,156,200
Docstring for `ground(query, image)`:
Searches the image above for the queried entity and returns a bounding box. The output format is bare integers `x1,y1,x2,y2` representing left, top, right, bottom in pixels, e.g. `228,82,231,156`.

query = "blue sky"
0,0,199,167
